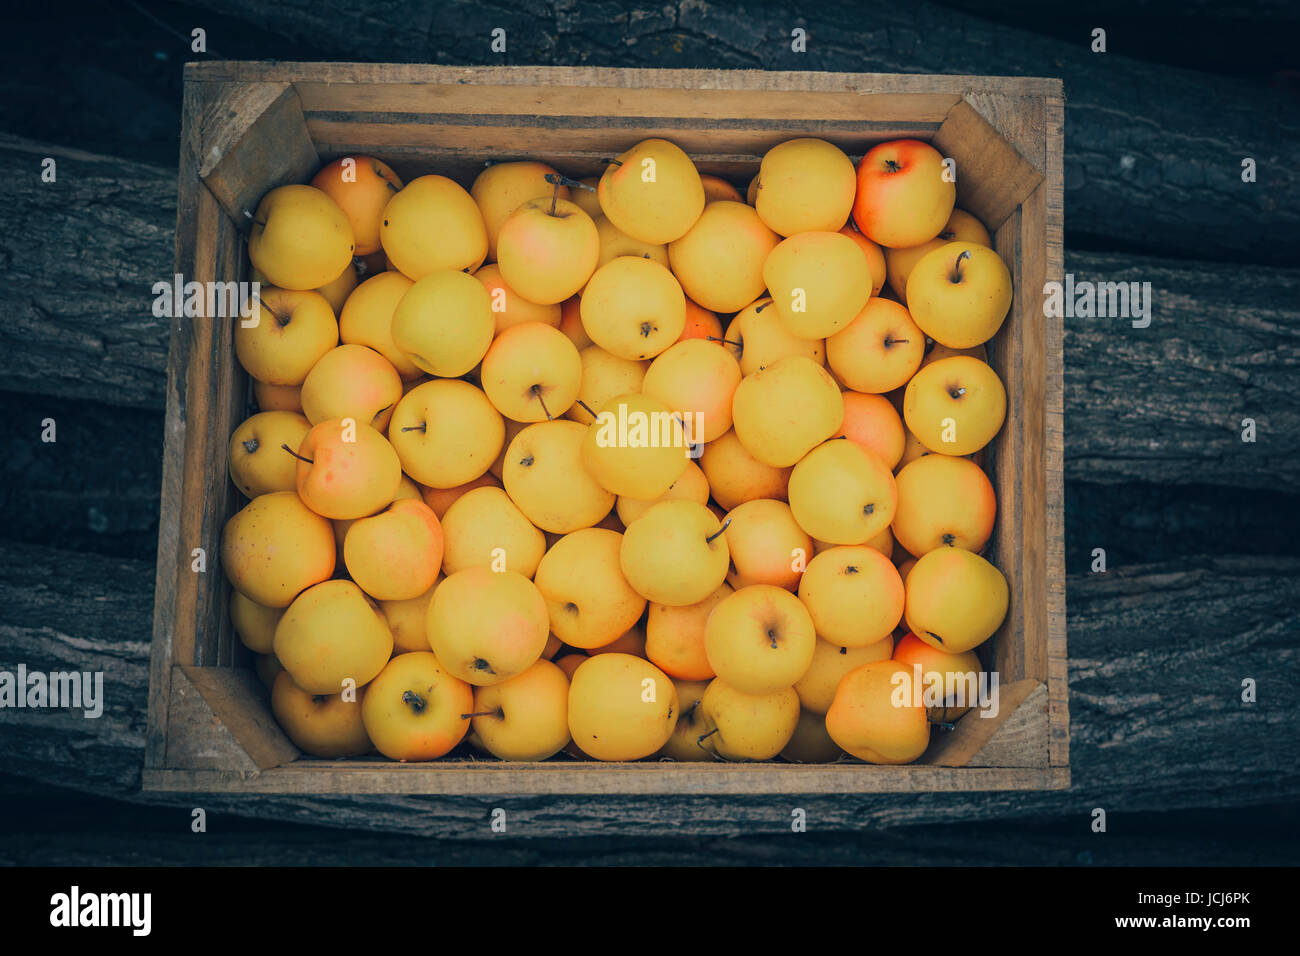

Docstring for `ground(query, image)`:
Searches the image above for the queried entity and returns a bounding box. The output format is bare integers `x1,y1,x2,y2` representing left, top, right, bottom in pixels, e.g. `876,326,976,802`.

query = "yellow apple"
892,453,996,557
502,420,615,533
470,160,568,261
762,231,872,339
787,439,897,544
565,346,648,427
468,659,570,760
580,256,686,360
893,632,984,723
619,500,731,606
235,287,338,386
704,584,817,694
248,185,355,291
420,472,501,520
534,528,646,650
905,547,1008,654
902,355,1006,456
311,155,403,257
644,582,730,681
780,709,845,762
797,545,904,647
229,588,284,654
274,579,393,694
592,213,670,274
906,241,1012,348
293,418,403,520
581,393,690,498
826,298,925,394
839,391,906,471
641,338,741,443
731,356,844,467
337,270,420,379
696,679,800,761
221,491,335,608
391,269,495,377
667,200,779,312
754,138,856,236
252,380,303,413
227,410,311,498
567,653,678,760
616,459,709,527
480,321,582,422
725,297,824,376
439,485,546,578
387,379,504,488
722,498,811,591
271,671,372,758
597,138,705,244
657,678,713,761
360,651,474,761
826,660,930,763
884,208,991,302
380,174,487,279
379,580,439,655
474,262,562,334
793,635,895,716
426,567,550,686
698,428,791,511
343,498,444,601
299,343,403,432
496,196,599,304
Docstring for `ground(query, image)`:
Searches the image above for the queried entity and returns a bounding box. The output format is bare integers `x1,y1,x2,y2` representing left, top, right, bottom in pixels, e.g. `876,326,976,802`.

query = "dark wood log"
3,136,1297,492
2,539,1295,838
0,135,174,409
176,0,1300,266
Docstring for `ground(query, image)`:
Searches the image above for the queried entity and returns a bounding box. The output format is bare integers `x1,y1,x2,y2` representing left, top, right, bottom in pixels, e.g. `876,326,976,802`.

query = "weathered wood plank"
2,541,1295,835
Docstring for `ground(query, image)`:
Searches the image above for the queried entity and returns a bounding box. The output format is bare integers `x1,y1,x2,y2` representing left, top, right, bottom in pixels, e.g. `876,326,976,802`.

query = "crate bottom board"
142,762,1070,795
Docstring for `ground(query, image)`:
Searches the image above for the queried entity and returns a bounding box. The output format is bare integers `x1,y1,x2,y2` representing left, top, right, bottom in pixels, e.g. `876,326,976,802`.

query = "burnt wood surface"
0,0,1297,864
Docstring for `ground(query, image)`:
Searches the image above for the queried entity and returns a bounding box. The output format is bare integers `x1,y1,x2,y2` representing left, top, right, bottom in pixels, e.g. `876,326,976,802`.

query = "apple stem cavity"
281,443,313,464
242,438,259,454
949,249,972,283
471,657,496,675
531,384,553,420
766,627,779,649
402,690,426,713
705,516,732,545
948,385,967,399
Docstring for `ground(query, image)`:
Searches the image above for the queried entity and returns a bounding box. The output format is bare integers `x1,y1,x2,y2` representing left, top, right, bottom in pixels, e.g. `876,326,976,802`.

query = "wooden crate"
144,63,1066,794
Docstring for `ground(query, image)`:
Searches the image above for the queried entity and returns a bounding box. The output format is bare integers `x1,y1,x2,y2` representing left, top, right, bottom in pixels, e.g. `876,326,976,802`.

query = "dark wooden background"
1,0,1298,865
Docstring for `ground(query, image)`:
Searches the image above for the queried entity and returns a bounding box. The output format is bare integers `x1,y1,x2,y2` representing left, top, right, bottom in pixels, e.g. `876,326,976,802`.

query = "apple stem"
461,709,503,720
937,721,957,731
242,210,267,228
707,336,743,348
950,249,971,283
601,157,623,167
532,384,553,420
696,728,719,749
948,386,966,399
705,516,732,544
401,422,427,433
576,398,597,418
280,443,313,464
546,172,595,193
884,159,902,173
402,690,425,713
926,630,945,645
549,179,560,217
755,301,772,313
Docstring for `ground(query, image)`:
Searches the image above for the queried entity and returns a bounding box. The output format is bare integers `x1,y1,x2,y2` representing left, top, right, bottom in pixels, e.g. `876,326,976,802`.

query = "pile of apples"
221,136,1013,766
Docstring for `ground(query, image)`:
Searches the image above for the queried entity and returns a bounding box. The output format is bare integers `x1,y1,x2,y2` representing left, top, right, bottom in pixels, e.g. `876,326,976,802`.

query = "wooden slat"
161,667,259,773
966,682,1050,768
923,680,1043,767
1043,92,1069,768
179,665,298,771
142,761,1070,795
931,98,1044,234
188,80,319,225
